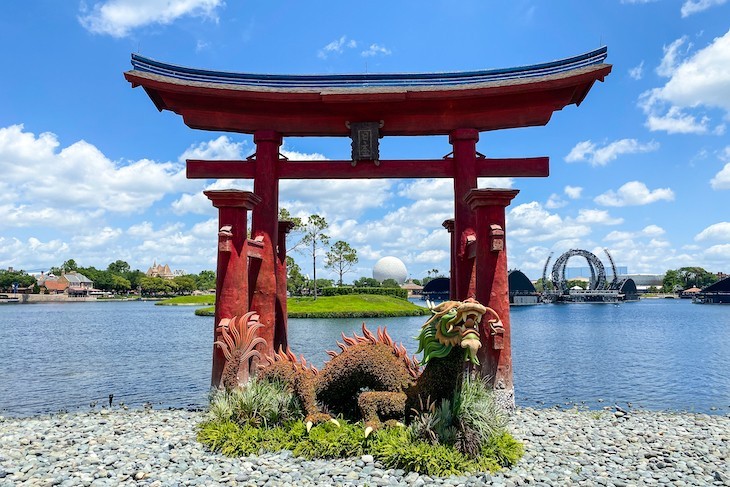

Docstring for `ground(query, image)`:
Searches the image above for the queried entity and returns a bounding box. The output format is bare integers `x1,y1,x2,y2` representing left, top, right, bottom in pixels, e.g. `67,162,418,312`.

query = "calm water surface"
0,299,728,416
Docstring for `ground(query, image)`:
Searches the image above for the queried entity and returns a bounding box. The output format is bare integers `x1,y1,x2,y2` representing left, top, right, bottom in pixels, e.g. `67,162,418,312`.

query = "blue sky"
1,1,729,281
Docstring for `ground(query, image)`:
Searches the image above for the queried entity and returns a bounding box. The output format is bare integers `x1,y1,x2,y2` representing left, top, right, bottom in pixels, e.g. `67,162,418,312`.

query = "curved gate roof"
124,47,611,136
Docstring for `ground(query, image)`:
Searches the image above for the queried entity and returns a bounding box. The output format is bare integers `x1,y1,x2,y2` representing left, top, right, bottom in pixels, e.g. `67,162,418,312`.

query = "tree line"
0,259,217,296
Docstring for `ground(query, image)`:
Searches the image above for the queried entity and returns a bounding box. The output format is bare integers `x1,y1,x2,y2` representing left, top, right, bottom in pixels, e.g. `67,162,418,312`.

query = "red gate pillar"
451,129,479,300
251,130,282,357
275,220,296,353
465,188,519,410
442,219,456,299
205,189,261,388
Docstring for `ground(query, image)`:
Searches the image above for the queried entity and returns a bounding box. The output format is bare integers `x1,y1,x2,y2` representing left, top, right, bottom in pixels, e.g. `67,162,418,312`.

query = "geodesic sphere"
372,256,408,284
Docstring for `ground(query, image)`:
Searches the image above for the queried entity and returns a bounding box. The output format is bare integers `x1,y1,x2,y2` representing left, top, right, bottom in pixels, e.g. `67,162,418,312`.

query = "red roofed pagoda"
125,47,611,409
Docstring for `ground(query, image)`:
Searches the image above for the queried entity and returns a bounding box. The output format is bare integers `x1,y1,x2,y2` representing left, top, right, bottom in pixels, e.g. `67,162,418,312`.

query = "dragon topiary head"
416,298,500,366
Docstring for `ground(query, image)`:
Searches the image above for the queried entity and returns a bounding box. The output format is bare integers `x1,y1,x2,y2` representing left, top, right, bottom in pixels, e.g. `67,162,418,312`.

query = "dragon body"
216,299,501,432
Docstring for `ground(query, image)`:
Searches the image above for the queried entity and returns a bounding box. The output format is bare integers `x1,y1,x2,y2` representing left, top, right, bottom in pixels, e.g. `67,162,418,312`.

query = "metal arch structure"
551,249,608,293
604,248,619,289
541,252,553,291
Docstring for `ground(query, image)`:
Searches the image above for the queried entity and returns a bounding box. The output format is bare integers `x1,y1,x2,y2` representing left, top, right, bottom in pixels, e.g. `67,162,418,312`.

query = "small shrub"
208,377,303,428
453,376,508,445
481,431,524,467
293,420,366,459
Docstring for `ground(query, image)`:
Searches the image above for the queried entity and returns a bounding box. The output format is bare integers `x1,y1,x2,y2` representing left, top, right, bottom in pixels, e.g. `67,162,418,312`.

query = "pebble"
0,408,728,486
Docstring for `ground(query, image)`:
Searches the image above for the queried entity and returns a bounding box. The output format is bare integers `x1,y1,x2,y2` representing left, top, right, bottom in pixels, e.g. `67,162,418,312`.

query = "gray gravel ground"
1,407,728,486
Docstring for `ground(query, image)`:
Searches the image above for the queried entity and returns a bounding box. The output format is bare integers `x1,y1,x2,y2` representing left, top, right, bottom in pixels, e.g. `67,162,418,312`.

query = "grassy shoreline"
187,294,428,318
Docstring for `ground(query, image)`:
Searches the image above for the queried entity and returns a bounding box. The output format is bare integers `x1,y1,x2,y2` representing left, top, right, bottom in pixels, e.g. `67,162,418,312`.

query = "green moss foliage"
198,415,522,476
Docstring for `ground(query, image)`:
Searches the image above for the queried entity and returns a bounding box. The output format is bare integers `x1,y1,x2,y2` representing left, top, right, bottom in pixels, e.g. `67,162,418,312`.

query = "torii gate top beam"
124,47,611,137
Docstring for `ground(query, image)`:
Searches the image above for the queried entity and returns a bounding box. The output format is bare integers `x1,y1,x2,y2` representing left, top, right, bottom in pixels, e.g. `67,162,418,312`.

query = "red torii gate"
125,47,610,408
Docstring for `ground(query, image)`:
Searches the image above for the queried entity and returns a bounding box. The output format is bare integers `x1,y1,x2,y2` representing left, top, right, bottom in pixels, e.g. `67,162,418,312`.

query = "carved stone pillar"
205,189,261,388
465,188,519,411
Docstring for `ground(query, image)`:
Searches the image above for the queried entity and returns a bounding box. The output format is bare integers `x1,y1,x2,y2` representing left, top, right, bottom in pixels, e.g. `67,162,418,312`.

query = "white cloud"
640,29,730,133
0,124,193,222
179,136,247,162
361,44,392,57
604,224,665,242
657,37,690,77
281,179,393,220
629,61,645,80
78,0,223,37
564,186,583,199
565,139,659,166
711,163,730,189
594,181,675,207
545,194,567,209
604,230,634,242
575,209,624,225
643,104,711,134
507,202,591,243
318,36,357,59
478,177,514,188
642,225,666,237
695,221,730,241
681,0,728,17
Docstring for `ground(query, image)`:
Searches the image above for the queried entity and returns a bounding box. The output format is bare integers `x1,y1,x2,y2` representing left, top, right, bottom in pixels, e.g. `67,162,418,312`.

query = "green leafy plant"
481,431,524,467
208,377,303,428
453,376,508,446
293,420,366,459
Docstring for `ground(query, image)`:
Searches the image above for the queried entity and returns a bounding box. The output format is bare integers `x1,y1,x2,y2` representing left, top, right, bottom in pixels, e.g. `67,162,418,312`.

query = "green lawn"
193,294,428,318
156,295,215,306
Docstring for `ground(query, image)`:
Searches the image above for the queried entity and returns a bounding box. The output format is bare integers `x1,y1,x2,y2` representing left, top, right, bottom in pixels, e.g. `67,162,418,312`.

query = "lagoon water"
0,299,728,416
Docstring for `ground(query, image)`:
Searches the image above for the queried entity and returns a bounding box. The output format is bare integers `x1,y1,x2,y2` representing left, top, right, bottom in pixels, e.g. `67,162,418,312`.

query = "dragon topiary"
215,298,502,435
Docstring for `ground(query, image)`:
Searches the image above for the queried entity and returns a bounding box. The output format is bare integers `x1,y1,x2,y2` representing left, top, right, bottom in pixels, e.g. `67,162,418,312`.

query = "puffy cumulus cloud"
604,224,666,242
79,0,223,37
361,44,392,57
318,36,357,59
0,124,191,220
642,105,712,134
398,179,452,201
507,202,591,243
0,205,104,230
640,30,730,133
602,237,687,274
703,243,730,260
711,163,730,189
179,136,247,162
575,209,624,225
73,227,124,250
642,224,666,237
604,230,634,242
478,177,514,189
545,193,567,209
681,0,728,17
172,143,327,216
281,179,393,220
695,221,730,241
565,186,583,199
0,237,70,269
594,181,674,207
295,196,455,281
171,178,252,215
565,139,659,166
